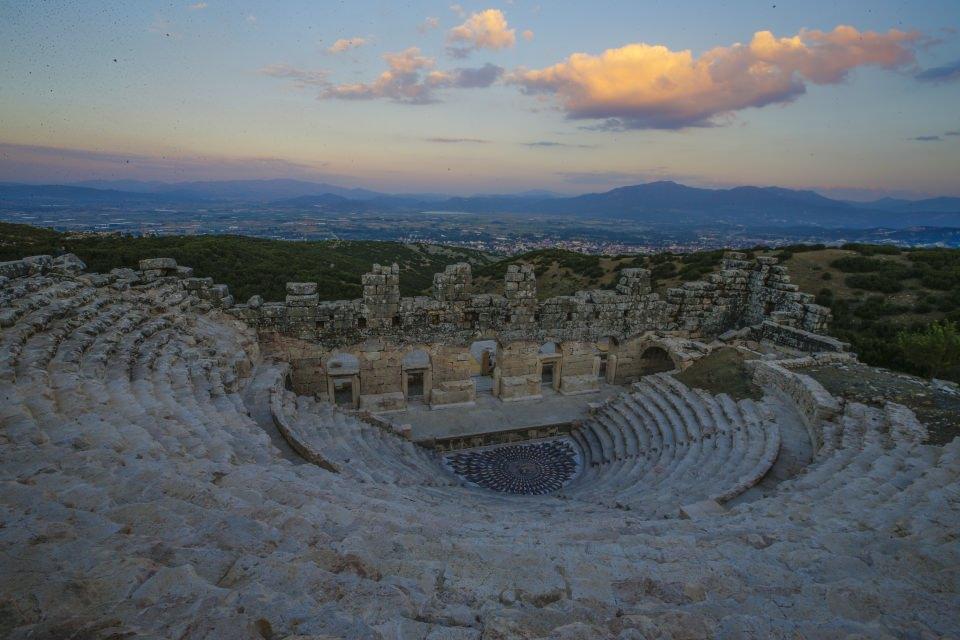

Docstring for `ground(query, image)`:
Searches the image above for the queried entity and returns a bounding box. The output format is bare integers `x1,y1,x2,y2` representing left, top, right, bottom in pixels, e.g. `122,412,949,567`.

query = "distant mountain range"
2,179,959,230
72,178,385,201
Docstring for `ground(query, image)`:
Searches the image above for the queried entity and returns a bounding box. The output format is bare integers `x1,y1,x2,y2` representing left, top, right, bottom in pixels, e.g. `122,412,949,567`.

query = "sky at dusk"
1,1,959,197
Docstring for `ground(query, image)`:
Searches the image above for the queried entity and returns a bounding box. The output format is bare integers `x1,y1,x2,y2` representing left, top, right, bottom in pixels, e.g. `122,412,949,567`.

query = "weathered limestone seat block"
1,254,958,639
230,253,833,409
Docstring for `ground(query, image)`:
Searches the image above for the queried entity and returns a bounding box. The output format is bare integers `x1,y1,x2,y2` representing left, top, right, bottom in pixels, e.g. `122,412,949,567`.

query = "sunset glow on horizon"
1,1,958,198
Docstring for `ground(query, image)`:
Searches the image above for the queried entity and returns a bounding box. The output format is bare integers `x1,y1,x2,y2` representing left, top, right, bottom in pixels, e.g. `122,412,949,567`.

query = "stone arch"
611,334,682,383
538,341,559,356
401,348,431,370
639,345,676,376
469,339,500,378
325,352,360,375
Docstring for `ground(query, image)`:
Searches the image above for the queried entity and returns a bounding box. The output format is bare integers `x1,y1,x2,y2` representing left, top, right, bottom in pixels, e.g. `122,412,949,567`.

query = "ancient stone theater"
1,251,957,639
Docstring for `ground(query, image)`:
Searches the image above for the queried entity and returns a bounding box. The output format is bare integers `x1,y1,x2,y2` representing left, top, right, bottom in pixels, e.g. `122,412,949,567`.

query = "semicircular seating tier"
560,373,781,516
1,258,958,640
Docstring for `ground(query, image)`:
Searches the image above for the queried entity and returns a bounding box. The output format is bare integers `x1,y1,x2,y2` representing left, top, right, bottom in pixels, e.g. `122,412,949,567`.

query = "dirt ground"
801,362,960,445
672,347,763,401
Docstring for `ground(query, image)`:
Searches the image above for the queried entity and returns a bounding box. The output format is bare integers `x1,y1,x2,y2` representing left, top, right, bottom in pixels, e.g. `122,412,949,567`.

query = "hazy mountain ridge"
3,179,959,229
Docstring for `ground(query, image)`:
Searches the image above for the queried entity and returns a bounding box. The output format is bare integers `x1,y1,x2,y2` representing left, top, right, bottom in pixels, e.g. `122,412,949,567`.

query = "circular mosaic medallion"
445,440,579,495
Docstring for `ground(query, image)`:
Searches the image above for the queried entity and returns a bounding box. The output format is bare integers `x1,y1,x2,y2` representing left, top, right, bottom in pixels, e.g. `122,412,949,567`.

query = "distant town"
4,201,958,255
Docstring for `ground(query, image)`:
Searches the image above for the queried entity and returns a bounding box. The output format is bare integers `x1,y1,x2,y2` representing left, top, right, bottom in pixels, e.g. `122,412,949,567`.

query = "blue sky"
1,1,958,197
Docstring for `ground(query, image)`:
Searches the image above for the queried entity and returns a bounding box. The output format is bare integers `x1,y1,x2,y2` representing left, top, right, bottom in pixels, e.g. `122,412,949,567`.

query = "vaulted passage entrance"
639,346,675,376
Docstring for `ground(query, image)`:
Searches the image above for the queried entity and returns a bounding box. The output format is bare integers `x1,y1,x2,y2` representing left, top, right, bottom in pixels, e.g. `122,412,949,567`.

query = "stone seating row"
273,391,459,488
563,373,780,515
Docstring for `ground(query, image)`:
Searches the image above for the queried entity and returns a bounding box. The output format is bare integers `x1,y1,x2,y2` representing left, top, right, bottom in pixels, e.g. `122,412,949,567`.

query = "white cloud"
188,2,207,10
447,9,516,57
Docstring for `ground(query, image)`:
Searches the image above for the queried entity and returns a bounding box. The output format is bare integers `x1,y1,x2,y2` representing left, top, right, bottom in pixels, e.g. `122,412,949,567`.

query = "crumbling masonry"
115,253,836,413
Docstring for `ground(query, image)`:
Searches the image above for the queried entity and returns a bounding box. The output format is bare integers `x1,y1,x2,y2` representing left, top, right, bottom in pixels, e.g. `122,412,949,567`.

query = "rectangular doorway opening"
333,377,354,407
541,362,555,387
406,371,424,399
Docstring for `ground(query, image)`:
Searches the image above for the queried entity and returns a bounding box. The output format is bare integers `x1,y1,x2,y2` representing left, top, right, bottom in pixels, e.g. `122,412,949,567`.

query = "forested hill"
0,222,495,302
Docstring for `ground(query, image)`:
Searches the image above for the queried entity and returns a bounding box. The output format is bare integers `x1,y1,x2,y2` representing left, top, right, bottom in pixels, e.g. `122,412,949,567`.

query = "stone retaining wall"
752,321,848,353
750,360,842,450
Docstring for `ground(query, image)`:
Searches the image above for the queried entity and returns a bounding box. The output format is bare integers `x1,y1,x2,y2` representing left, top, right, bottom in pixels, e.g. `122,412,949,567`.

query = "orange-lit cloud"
327,37,368,54
321,47,435,102
447,9,516,57
318,48,502,103
509,26,920,129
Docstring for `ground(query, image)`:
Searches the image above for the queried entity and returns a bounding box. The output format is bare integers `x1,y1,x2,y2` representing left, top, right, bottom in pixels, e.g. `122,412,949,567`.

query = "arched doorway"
639,346,675,376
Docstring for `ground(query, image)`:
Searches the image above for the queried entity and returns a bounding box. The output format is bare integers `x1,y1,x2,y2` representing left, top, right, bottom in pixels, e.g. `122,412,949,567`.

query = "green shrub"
651,262,678,280
897,321,960,379
919,271,956,291
852,296,909,319
778,243,825,253
841,243,900,256
846,274,903,293
830,256,907,273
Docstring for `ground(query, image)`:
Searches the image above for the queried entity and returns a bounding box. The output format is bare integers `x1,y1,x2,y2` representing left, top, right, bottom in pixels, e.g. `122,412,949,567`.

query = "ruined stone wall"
229,255,830,353
752,320,847,353
0,251,837,412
